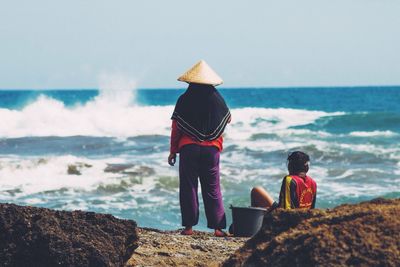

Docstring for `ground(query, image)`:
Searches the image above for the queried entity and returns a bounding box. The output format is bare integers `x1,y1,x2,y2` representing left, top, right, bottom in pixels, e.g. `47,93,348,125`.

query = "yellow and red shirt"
278,175,317,209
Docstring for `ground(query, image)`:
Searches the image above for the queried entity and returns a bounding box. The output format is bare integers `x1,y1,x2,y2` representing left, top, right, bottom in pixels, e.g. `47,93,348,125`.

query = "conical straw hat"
177,60,223,86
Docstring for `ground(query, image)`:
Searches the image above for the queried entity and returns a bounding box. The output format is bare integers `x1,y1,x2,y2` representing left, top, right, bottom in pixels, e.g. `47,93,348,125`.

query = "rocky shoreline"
224,198,400,266
126,228,247,267
1,198,399,266
0,203,138,266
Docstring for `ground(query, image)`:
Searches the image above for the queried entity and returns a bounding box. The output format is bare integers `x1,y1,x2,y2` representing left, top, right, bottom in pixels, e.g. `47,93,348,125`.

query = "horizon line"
0,84,400,91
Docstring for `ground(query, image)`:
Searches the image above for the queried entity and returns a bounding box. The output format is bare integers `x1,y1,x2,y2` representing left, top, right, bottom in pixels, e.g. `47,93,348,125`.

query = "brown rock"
0,204,138,267
223,198,400,267
67,164,81,175
104,163,135,174
67,162,92,175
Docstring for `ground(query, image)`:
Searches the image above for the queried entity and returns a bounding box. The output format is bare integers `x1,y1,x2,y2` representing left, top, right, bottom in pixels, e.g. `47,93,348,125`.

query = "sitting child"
251,151,317,210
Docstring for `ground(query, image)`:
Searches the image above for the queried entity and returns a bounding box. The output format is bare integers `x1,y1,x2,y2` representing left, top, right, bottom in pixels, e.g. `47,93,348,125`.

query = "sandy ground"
126,228,248,267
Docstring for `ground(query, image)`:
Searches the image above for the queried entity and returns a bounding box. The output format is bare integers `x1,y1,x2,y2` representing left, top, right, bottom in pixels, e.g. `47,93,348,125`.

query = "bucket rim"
229,205,267,212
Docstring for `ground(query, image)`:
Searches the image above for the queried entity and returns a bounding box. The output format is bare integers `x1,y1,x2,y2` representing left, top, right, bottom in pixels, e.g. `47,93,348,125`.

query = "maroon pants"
179,144,226,229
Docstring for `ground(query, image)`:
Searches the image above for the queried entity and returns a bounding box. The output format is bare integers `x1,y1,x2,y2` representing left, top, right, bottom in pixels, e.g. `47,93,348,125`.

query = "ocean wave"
298,112,400,134
0,91,343,139
349,130,398,137
227,108,343,141
2,88,400,229
0,154,181,224
0,156,113,196
0,93,174,138
0,156,162,198
338,143,400,155
0,149,398,224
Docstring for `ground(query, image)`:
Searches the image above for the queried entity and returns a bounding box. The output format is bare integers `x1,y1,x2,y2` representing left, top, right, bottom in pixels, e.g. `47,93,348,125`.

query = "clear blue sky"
1,0,399,89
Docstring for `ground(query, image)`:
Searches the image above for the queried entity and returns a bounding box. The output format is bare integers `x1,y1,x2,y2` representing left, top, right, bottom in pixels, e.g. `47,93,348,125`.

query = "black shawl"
171,83,231,142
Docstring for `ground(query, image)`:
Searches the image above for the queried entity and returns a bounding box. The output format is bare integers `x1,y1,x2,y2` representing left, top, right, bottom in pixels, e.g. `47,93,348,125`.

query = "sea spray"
0,75,174,137
97,72,137,107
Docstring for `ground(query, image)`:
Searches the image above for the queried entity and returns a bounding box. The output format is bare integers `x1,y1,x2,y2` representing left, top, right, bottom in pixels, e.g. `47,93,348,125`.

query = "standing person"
251,151,317,210
168,60,231,237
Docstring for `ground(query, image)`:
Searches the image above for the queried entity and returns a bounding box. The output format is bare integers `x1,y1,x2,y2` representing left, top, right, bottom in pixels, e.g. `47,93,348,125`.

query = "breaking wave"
0,90,343,139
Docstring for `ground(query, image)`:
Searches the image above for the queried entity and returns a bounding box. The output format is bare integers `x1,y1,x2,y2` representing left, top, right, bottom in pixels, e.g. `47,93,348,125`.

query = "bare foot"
180,227,193,236
214,229,228,237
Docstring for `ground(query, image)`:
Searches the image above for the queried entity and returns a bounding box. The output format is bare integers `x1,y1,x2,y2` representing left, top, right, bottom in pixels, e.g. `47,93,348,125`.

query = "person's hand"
168,153,177,166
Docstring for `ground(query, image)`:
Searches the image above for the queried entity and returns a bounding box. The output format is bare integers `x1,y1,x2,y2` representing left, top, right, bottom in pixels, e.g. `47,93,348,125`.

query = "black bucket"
230,206,267,237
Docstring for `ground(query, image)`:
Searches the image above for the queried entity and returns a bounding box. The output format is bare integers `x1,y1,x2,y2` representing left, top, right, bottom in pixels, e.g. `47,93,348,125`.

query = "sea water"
0,87,399,230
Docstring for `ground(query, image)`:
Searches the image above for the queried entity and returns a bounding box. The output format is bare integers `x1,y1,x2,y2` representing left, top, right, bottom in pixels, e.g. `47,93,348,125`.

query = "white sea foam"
318,182,391,198
227,108,343,141
0,92,342,140
0,95,174,138
349,130,398,137
0,156,117,196
0,153,179,207
338,143,399,155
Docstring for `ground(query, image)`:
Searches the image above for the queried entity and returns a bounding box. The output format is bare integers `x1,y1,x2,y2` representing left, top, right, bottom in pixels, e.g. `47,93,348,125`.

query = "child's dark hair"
287,151,310,174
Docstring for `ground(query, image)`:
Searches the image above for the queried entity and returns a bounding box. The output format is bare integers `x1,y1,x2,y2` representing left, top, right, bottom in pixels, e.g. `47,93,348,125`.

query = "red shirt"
278,175,317,209
170,120,224,153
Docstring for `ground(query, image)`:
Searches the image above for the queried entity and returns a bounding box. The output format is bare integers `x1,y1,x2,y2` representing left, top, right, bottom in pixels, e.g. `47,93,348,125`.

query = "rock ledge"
0,204,138,267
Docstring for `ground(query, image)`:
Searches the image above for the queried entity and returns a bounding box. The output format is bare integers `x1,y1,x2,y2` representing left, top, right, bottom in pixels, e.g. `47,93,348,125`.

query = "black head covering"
171,83,231,142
